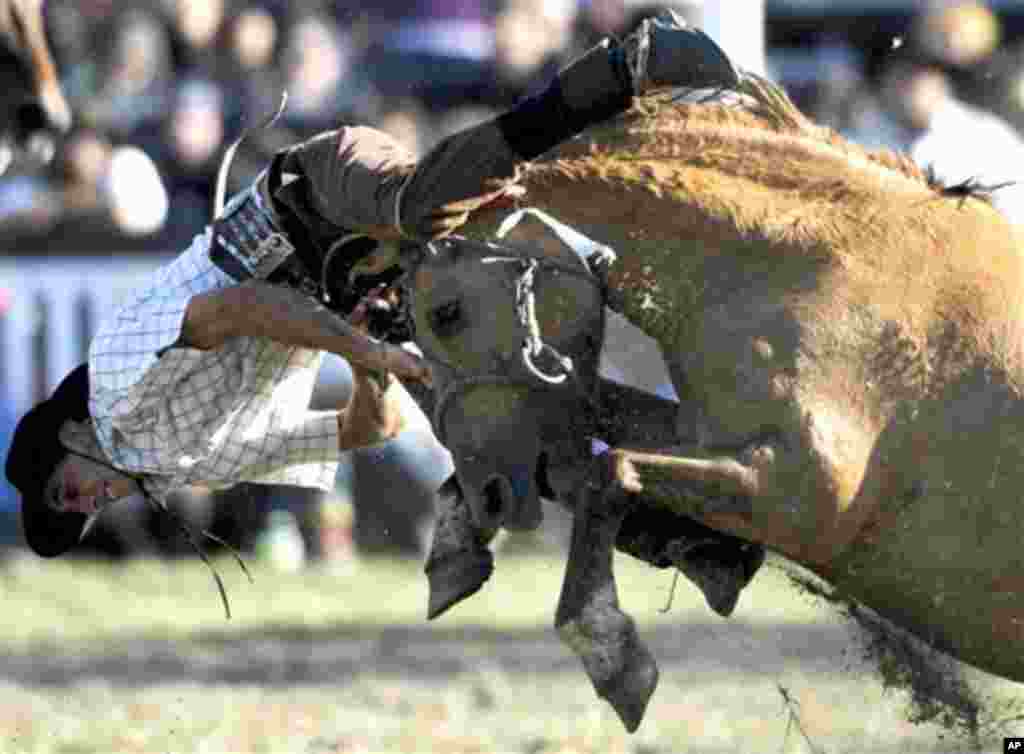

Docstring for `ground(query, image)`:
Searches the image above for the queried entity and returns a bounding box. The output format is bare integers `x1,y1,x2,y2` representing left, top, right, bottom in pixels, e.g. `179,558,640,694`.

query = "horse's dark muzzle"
477,470,543,531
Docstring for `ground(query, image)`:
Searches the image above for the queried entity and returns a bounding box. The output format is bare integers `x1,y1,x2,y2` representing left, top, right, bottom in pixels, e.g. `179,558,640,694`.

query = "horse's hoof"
595,640,660,733
557,610,660,733
425,548,494,620
675,542,766,618
681,558,745,617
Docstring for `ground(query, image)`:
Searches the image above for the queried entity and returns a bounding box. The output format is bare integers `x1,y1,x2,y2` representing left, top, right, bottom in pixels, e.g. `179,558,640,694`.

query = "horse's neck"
488,207,681,347
599,245,695,350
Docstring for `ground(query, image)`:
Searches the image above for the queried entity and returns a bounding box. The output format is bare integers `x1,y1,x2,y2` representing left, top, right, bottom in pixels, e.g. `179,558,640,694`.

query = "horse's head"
405,236,606,532
0,0,71,172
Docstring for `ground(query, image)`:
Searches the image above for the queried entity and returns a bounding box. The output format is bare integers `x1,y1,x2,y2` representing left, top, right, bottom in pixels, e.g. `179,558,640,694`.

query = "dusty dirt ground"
3,606,1022,751
1,552,1021,753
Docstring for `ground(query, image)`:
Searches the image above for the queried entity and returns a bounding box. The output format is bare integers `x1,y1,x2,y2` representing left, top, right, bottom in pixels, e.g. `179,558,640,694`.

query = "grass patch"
0,550,827,650
0,551,1020,753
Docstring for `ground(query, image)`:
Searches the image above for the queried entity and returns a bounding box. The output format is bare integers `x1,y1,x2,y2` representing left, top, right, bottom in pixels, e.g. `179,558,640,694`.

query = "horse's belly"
826,388,1024,683
827,508,1024,683
654,280,1024,679
662,307,881,562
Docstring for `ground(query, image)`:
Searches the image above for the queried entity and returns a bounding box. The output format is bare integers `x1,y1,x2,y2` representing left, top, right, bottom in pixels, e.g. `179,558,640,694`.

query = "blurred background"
4,0,1024,568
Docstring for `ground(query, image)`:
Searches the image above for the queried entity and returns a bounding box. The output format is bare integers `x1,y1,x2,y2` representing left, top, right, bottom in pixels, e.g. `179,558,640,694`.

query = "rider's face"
44,421,139,515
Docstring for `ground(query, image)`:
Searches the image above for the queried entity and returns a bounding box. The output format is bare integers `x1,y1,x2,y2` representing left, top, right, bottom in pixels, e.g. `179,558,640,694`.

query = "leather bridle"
405,240,611,451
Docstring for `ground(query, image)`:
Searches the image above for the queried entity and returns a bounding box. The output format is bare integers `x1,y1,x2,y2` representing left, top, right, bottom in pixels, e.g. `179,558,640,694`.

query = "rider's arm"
179,280,429,383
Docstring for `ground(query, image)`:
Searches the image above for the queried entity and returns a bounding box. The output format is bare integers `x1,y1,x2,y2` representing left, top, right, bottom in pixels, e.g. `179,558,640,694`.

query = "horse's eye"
429,299,466,338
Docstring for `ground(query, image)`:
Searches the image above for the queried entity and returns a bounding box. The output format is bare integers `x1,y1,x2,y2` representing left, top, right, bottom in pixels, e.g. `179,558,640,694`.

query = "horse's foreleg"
555,455,659,733
606,436,848,562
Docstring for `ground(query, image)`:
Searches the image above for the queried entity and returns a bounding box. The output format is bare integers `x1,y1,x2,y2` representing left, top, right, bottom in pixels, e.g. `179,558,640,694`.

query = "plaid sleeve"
88,232,343,492
88,235,237,475
90,295,196,423
90,235,230,417
229,409,341,491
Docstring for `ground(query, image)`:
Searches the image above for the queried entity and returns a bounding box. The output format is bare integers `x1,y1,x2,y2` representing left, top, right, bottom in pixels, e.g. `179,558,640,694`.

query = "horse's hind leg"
555,454,659,733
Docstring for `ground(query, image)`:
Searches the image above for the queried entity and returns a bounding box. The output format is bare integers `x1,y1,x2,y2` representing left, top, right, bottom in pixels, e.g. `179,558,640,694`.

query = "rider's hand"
348,284,392,334
381,344,433,387
350,285,433,387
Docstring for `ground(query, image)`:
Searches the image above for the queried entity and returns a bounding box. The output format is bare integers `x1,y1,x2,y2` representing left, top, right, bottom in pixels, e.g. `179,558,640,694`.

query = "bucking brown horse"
400,76,1024,731
0,0,71,171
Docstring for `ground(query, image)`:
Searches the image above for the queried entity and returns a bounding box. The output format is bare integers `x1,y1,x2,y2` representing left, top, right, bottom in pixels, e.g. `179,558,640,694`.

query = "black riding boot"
495,10,740,163
615,9,741,95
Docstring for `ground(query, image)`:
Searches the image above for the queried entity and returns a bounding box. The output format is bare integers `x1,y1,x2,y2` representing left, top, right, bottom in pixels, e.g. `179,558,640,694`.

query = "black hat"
5,364,91,557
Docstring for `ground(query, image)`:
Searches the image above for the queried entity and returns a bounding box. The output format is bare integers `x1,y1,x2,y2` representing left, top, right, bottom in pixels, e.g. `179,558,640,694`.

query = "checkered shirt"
89,231,340,503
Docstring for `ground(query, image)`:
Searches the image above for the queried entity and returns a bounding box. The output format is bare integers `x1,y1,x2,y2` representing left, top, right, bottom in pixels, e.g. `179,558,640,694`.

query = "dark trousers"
273,39,631,245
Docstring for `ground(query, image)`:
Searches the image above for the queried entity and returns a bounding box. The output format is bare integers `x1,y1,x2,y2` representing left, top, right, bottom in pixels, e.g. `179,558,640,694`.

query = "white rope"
495,207,617,273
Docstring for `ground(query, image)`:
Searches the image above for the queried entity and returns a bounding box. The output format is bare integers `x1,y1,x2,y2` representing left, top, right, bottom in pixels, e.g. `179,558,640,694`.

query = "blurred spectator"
879,61,1024,224
913,0,1001,70
58,128,114,219
168,77,225,168
48,1,105,107
87,7,175,136
0,170,62,238
107,145,171,236
840,85,910,152
494,0,579,99
254,509,307,572
144,77,227,236
975,40,1024,135
230,6,279,73
55,127,168,236
358,0,500,115
910,2,1016,124
221,5,286,126
316,492,357,570
279,12,361,134
168,0,228,76
576,0,629,44
769,40,869,134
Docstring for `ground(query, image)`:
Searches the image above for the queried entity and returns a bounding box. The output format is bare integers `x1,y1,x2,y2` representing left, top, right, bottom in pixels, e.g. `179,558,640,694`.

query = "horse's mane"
543,74,994,206
726,74,934,189
482,73,1024,272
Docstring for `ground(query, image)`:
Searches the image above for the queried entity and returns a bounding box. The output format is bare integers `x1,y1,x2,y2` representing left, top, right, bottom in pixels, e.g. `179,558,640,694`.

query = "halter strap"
413,249,607,451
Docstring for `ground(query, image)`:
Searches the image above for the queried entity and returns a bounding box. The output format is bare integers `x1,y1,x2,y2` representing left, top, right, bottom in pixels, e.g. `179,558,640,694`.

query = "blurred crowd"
788,0,1024,222
5,0,1024,567
0,0,664,251
3,0,1024,248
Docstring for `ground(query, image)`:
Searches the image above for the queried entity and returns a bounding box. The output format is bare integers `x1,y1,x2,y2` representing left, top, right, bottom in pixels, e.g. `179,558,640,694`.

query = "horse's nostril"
483,477,505,517
15,102,47,134
536,452,556,499
429,299,466,338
